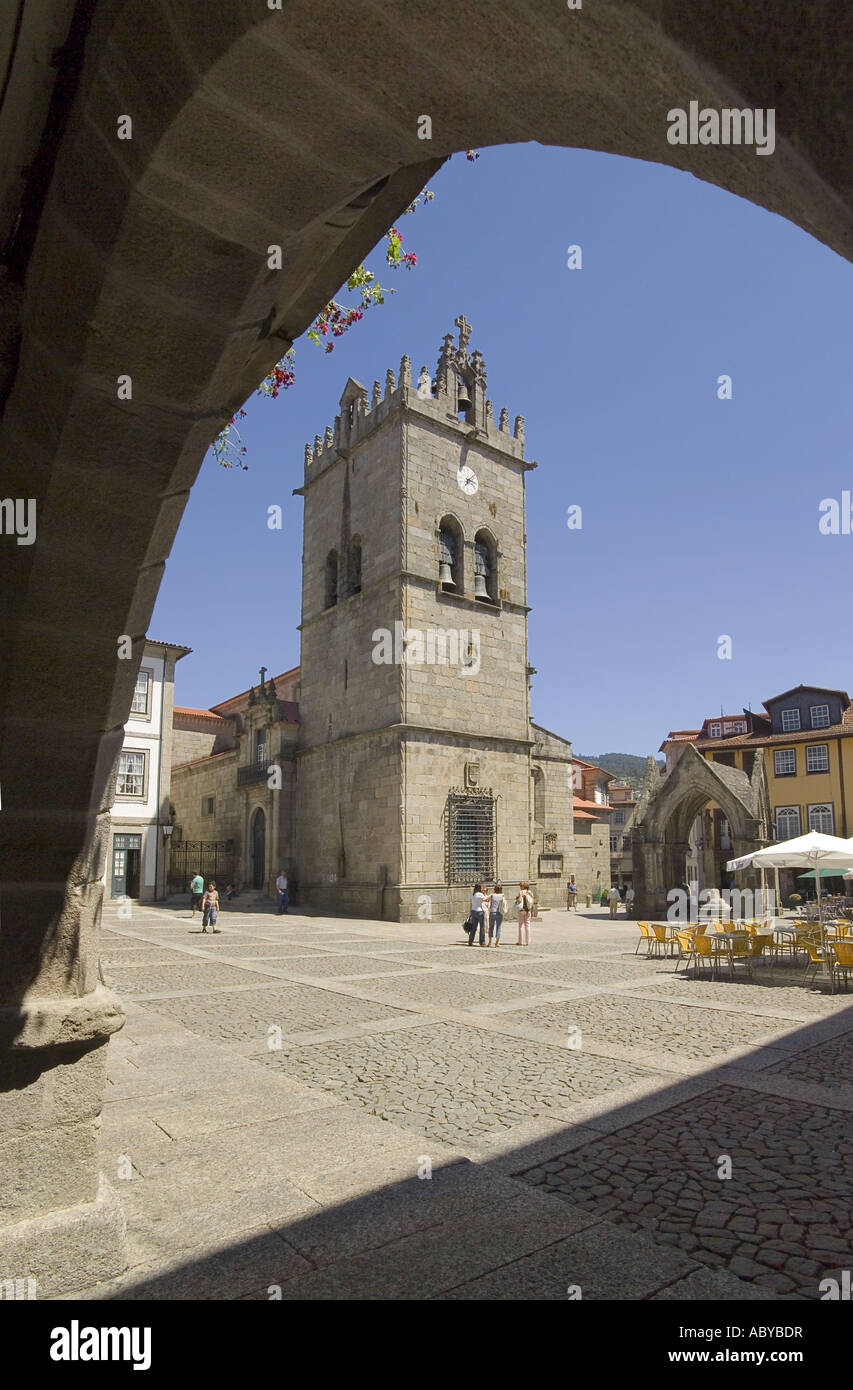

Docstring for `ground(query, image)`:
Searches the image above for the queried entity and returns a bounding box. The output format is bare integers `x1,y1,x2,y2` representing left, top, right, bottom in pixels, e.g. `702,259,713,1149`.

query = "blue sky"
152,142,853,756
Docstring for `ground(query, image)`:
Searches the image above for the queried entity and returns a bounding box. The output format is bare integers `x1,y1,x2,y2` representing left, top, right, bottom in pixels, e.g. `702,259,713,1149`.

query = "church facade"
170,319,577,920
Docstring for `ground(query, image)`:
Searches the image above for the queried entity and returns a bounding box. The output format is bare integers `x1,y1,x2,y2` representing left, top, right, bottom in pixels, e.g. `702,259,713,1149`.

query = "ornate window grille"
446,788,495,883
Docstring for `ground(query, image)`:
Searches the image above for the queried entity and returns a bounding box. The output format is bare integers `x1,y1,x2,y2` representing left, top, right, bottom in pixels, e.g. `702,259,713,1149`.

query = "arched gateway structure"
1,0,852,1290
631,745,772,920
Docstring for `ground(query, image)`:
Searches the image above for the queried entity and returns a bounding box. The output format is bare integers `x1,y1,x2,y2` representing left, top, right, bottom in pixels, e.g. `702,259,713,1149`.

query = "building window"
255,730,267,768
774,749,796,777
709,722,721,737
325,550,338,608
810,704,830,729
532,767,544,826
446,792,495,883
131,669,152,716
622,834,631,850
438,517,463,592
781,708,801,732
805,744,829,773
613,810,625,824
610,836,619,853
723,720,745,735
349,536,362,595
775,806,801,838
202,796,215,818
473,529,498,603
808,803,834,834
116,750,146,798
718,817,732,851
594,785,608,804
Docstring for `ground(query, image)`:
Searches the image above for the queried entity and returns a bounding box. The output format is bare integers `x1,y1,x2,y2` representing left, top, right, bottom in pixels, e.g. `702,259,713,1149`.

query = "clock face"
457,465,479,496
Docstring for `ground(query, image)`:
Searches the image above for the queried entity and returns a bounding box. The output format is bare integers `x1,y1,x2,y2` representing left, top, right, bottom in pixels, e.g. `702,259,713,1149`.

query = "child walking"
201,881,221,934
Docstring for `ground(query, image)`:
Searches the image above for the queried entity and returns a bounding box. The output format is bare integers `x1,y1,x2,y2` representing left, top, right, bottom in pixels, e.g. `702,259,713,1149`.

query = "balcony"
238,762,269,786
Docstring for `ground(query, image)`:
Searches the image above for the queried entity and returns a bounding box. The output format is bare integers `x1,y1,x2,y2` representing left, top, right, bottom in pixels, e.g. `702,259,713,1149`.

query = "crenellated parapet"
302,315,528,482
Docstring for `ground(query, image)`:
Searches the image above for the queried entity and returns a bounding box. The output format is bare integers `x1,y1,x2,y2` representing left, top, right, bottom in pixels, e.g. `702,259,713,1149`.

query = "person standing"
275,869,289,915
468,883,487,946
625,885,635,916
516,882,533,945
567,878,578,912
190,871,204,919
608,884,620,919
201,881,221,933
488,883,506,946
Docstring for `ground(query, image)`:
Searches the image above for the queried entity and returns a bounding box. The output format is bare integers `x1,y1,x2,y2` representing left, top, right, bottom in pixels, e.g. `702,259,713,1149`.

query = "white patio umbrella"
727,830,853,970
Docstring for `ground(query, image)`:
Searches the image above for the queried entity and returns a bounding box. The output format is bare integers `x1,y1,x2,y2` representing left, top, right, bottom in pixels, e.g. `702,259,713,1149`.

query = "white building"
107,638,190,900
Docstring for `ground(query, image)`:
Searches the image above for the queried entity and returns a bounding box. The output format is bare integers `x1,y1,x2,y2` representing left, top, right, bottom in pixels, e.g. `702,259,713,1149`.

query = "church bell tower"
295,317,537,920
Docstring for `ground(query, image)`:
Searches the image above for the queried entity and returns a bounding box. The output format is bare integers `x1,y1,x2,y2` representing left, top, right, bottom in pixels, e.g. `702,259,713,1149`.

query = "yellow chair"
830,939,853,991
635,922,652,956
727,935,754,980
674,930,696,974
649,923,672,958
802,941,831,988
691,932,716,978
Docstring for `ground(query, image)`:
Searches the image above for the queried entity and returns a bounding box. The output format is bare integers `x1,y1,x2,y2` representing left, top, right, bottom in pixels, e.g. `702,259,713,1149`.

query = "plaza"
56,899,851,1301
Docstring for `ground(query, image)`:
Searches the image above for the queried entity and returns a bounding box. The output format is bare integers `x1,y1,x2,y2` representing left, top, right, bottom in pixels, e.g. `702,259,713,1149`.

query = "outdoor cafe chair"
674,930,697,974
635,921,652,956
650,922,675,958
830,939,853,991
803,941,832,989
690,932,716,978
726,935,754,980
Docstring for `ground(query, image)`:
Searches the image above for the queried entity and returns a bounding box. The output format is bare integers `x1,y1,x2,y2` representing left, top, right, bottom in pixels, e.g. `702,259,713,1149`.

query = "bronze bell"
457,376,472,413
474,572,489,599
439,560,455,587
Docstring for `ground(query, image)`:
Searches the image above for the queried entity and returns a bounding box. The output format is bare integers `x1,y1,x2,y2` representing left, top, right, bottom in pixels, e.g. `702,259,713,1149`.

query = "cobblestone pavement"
77,903,853,1302
263,1019,661,1147
516,1087,853,1299
500,993,801,1059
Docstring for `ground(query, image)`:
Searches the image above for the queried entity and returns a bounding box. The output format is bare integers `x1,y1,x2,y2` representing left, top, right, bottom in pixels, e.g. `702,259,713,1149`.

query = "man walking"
275,869,289,915
608,884,620,919
190,871,204,919
568,878,578,911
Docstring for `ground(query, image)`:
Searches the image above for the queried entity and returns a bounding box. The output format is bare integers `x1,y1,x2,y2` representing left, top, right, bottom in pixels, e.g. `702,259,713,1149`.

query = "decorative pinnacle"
372,381,382,409
499,408,509,433
385,368,396,397
304,443,312,467
399,355,412,388
324,425,334,448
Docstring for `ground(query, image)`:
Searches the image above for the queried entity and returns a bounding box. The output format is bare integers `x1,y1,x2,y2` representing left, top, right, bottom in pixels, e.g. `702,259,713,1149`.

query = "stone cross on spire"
454,314,472,351
259,666,267,686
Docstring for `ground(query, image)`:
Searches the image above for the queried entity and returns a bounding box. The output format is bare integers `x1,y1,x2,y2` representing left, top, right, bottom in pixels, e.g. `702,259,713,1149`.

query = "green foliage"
576,753,662,785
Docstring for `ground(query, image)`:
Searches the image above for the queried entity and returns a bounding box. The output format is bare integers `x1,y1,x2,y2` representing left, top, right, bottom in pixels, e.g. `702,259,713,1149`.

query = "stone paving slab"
434,1220,700,1300
265,1193,594,1300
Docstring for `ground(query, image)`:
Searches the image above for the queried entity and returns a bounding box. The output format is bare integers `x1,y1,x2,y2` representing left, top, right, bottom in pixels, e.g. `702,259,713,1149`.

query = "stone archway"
631,746,771,919
2,0,852,1289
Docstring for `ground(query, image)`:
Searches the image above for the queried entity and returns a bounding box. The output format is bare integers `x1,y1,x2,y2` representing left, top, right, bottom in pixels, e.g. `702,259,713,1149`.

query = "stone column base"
0,1175,126,1298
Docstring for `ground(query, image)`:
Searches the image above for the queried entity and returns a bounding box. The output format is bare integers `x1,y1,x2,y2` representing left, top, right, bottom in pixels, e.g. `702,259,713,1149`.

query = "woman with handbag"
515,882,534,945
467,883,487,946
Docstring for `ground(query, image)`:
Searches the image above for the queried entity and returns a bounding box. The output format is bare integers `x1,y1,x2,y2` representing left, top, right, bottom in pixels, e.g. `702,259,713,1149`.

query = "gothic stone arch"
631,745,771,919
1,0,851,1290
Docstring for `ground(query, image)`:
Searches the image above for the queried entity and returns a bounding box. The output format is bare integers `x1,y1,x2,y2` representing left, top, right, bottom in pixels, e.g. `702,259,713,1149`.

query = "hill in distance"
576,752,664,785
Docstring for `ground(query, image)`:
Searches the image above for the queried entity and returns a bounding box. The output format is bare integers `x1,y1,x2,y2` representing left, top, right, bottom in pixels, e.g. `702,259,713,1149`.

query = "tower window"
325,550,338,608
349,536,362,595
438,517,463,591
474,529,497,602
